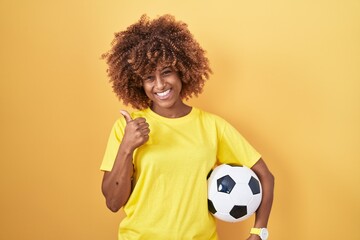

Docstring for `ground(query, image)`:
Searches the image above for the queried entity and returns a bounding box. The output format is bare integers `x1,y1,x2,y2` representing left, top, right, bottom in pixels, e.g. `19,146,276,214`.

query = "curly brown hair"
101,14,212,109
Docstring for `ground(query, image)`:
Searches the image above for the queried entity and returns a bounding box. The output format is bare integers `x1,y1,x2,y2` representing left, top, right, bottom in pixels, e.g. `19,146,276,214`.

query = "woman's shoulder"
196,107,221,118
130,108,148,119
195,108,228,124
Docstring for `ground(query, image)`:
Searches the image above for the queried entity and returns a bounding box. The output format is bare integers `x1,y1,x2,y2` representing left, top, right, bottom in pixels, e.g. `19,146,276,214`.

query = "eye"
161,68,173,76
144,75,154,82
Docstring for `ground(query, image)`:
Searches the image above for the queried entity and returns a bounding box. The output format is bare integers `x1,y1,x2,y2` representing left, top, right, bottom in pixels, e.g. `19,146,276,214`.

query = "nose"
154,75,165,90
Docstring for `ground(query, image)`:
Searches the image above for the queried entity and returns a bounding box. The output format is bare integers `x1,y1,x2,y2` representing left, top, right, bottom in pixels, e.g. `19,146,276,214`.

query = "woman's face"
142,66,184,115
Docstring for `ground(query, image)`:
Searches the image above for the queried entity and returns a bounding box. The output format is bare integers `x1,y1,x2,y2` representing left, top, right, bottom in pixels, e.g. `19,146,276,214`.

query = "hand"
246,234,260,240
120,110,150,151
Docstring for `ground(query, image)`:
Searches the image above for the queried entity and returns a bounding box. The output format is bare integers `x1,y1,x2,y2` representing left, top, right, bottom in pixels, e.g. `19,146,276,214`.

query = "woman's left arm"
247,158,275,240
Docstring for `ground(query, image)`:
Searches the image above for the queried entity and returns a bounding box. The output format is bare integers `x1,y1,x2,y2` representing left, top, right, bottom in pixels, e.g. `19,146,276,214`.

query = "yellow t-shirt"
100,107,261,240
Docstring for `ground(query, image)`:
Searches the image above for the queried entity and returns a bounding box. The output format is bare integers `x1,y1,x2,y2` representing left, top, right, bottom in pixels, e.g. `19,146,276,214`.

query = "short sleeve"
100,119,125,171
217,120,261,168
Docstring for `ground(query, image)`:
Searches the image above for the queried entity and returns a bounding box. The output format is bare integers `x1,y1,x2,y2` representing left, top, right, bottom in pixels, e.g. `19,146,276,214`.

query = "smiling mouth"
156,89,171,98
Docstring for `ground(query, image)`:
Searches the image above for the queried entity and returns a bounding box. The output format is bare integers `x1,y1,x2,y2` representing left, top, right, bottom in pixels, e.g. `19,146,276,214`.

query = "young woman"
100,14,274,240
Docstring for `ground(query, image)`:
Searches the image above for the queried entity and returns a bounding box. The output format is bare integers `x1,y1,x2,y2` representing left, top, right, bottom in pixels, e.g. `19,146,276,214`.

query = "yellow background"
0,0,359,239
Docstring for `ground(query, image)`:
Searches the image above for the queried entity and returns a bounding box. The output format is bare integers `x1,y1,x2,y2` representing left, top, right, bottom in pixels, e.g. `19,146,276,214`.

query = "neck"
151,102,192,118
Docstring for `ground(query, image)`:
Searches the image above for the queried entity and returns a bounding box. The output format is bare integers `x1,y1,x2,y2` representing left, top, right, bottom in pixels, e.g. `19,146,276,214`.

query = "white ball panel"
229,183,253,205
211,192,234,213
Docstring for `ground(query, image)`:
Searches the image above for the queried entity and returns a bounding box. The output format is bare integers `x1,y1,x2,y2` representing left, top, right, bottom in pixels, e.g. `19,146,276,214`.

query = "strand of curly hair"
102,14,212,109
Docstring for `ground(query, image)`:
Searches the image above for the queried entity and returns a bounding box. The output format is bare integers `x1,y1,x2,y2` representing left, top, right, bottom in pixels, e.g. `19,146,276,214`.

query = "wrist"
119,142,135,157
250,228,269,240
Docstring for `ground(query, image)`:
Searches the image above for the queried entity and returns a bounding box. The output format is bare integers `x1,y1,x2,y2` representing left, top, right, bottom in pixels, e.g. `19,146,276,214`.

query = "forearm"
250,159,275,227
101,142,134,212
254,171,274,227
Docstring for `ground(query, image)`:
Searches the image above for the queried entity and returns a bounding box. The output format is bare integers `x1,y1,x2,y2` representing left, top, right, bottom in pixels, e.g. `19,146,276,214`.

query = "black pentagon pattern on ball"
230,205,247,219
248,176,261,194
208,199,217,214
217,175,236,194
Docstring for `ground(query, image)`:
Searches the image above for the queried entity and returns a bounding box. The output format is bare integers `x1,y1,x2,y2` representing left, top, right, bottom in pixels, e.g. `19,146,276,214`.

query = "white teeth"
156,89,170,97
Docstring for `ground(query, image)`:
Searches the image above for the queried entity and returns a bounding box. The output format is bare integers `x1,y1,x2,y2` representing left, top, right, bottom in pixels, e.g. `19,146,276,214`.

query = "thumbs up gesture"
120,110,150,151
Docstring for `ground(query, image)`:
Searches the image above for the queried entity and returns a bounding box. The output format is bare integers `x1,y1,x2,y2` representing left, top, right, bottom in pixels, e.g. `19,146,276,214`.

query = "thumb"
120,110,133,123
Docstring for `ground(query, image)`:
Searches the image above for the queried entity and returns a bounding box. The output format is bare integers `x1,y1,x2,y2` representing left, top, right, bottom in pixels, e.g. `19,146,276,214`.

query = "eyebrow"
160,66,172,71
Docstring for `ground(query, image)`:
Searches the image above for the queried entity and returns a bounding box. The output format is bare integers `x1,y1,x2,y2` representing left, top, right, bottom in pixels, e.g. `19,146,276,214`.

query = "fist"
120,110,150,151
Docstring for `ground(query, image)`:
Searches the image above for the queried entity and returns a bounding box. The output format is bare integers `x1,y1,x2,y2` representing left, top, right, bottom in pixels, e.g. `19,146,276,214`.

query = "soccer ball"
207,164,262,222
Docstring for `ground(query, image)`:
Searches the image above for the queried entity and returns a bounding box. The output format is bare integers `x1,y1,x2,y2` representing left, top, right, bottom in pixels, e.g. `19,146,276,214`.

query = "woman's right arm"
101,111,150,212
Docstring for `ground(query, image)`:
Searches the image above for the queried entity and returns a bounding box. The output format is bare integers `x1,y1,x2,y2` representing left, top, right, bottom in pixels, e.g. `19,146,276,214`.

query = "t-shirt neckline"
144,107,199,123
